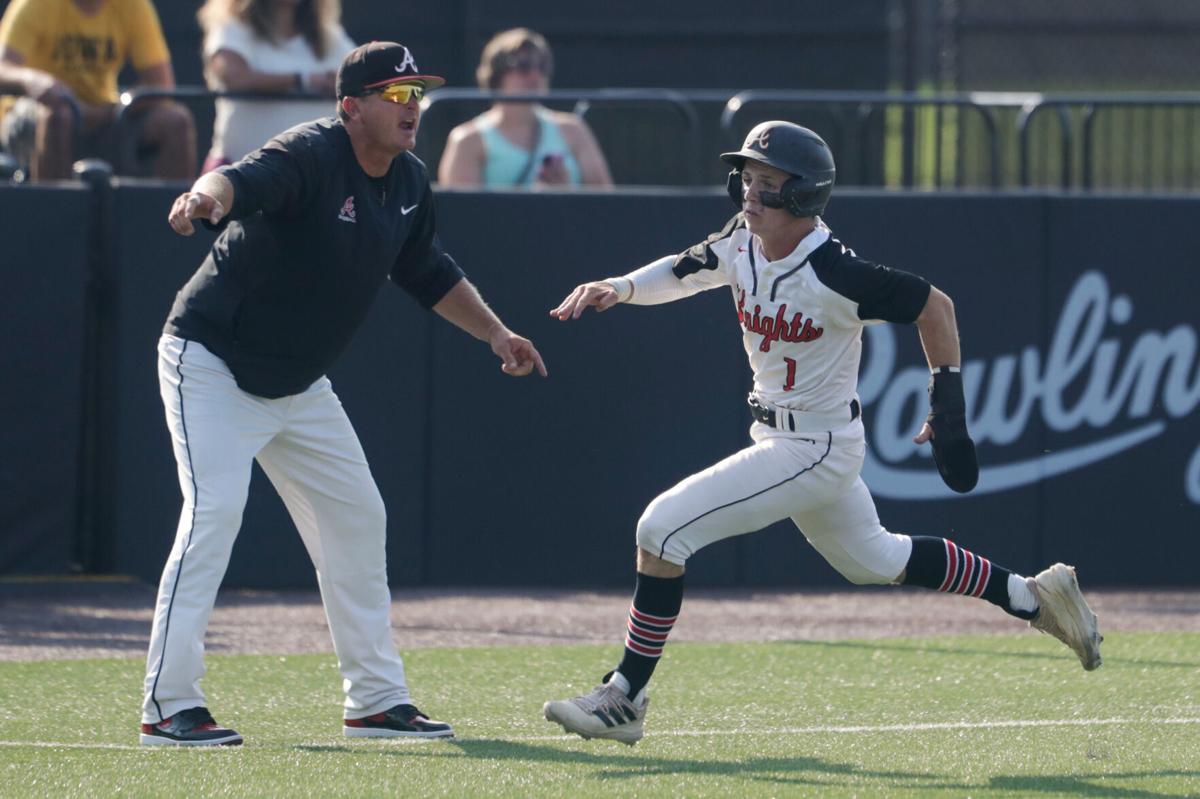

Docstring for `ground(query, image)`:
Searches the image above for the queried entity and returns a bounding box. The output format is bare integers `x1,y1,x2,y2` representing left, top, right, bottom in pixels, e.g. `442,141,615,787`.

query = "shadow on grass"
297,739,939,788
960,772,1200,798
778,639,1200,669
294,741,1199,794
295,741,1200,795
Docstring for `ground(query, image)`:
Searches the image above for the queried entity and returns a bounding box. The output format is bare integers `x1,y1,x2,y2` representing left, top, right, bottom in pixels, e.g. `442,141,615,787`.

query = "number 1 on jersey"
783,357,797,391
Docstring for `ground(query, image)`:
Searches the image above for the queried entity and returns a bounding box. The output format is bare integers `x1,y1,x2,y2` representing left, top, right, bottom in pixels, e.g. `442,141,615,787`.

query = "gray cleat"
1028,563,1103,671
543,681,648,745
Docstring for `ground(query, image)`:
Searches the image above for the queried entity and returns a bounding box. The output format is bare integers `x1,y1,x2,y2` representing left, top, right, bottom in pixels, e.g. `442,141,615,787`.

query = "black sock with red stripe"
614,571,683,699
902,536,1036,620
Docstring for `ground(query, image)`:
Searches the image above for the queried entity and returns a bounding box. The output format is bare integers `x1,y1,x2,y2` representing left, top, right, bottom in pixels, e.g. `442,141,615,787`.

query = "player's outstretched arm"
434,279,548,377
168,172,233,236
552,255,718,320
549,280,624,320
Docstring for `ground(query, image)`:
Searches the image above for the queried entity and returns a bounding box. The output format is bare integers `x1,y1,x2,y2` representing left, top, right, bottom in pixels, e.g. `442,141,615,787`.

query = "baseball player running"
543,121,1101,745
140,42,546,746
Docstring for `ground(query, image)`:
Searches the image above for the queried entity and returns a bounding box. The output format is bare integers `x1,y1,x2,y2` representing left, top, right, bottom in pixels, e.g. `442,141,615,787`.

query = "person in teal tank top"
478,106,583,187
438,28,612,189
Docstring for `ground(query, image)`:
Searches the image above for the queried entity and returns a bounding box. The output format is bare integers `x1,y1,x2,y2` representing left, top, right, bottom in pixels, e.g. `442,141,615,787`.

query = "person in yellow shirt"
0,0,195,181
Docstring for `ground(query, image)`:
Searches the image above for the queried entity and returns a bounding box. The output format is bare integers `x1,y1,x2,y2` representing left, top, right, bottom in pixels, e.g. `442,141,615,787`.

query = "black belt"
747,396,861,432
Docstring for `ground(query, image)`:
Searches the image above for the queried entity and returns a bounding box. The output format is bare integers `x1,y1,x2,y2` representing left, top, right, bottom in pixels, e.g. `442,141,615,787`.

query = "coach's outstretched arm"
435,279,547,377
167,172,233,235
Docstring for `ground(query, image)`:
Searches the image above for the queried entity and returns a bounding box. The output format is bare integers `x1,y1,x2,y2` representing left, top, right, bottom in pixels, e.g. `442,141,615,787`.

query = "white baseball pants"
142,334,409,724
637,420,913,584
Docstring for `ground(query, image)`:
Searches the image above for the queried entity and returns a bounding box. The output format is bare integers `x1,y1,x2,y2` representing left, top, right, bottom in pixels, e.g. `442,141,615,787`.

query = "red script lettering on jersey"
737,289,824,353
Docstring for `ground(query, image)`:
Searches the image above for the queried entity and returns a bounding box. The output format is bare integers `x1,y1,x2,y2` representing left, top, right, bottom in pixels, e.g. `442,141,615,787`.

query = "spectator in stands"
438,28,611,189
197,0,355,172
0,0,196,181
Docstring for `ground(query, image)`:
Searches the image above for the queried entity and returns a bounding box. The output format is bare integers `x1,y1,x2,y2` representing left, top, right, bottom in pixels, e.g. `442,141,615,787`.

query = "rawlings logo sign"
859,271,1200,503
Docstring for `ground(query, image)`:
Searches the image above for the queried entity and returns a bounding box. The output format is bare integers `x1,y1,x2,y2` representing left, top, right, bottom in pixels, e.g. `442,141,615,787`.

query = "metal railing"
114,86,334,176
1017,93,1200,191
107,86,1200,192
415,88,707,185
720,89,1005,189
117,85,331,115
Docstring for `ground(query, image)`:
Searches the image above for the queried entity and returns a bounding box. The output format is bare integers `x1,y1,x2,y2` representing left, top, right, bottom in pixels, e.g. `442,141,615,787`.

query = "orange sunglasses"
374,83,425,104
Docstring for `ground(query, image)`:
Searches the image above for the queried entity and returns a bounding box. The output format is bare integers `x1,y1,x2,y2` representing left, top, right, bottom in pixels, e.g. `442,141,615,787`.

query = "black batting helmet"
721,121,836,217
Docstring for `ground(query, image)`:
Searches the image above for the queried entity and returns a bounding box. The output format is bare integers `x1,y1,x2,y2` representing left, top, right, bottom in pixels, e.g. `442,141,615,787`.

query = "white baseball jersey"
621,214,930,413
620,214,931,576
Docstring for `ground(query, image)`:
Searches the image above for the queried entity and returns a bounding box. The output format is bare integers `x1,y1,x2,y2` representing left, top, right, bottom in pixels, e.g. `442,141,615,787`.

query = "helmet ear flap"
725,169,743,210
781,176,806,216
779,174,833,217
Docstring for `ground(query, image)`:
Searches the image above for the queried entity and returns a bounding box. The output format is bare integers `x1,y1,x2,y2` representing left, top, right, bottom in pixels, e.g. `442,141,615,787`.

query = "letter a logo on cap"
394,46,417,74
753,129,771,150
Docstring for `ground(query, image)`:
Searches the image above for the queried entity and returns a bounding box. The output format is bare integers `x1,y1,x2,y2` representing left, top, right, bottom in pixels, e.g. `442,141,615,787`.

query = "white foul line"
1,716,1198,750
517,716,1200,742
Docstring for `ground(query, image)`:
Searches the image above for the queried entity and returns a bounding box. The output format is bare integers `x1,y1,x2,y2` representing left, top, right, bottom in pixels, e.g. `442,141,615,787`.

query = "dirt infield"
2,578,1198,662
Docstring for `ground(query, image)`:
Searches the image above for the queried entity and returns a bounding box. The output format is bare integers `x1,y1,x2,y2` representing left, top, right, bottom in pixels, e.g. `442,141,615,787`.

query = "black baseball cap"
336,42,446,98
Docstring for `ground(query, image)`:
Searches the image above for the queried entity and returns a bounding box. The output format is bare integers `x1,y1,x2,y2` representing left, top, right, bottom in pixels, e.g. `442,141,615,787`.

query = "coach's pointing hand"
550,281,623,320
490,327,548,378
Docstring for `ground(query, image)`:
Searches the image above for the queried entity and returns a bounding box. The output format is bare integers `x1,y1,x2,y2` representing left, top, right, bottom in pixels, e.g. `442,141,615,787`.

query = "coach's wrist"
190,172,234,213
484,321,510,344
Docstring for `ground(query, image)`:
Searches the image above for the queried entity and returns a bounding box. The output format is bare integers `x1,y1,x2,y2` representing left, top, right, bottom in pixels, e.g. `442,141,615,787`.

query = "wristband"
604,277,633,303
928,367,965,414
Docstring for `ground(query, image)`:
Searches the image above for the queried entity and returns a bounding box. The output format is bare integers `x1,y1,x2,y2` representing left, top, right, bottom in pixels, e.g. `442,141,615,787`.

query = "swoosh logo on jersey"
400,204,419,215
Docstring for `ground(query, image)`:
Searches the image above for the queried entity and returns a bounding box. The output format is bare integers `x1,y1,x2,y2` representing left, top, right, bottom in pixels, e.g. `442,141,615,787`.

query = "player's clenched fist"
550,280,623,320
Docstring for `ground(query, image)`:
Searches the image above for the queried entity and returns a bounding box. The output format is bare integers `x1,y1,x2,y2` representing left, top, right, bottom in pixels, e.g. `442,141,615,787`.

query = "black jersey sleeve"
389,183,465,308
219,131,325,221
672,213,745,278
809,238,932,324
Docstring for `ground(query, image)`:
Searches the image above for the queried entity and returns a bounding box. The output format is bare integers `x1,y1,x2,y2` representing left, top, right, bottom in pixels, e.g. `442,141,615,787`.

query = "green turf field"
1,633,1197,797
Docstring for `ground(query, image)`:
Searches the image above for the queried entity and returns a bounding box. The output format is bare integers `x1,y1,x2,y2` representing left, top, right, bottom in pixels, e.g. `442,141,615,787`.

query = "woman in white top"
197,0,355,171
438,28,612,189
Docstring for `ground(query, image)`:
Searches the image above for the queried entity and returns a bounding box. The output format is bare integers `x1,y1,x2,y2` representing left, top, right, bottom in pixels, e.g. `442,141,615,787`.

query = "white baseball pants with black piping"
142,334,409,724
637,419,913,583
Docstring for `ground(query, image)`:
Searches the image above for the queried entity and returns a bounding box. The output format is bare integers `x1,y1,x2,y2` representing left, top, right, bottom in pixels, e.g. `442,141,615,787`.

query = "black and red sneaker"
343,704,454,739
139,707,243,746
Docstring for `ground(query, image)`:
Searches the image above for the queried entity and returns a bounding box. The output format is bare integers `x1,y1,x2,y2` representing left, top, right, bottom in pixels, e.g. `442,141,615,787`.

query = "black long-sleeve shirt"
165,117,465,398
